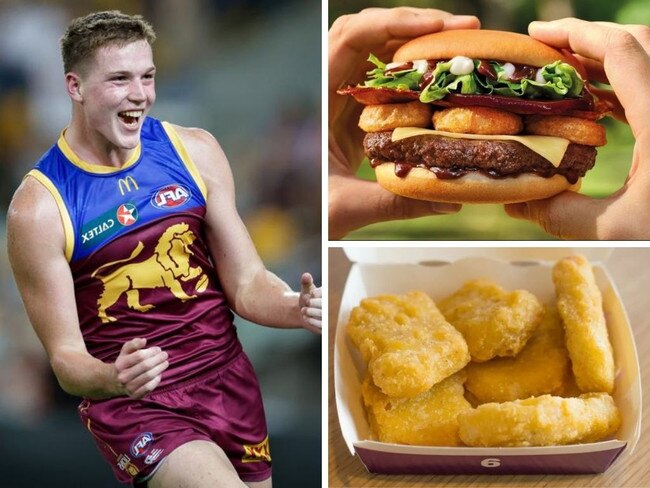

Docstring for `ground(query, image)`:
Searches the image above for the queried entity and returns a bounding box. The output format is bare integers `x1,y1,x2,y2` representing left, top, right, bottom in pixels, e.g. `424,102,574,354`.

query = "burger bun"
393,30,585,75
374,164,580,204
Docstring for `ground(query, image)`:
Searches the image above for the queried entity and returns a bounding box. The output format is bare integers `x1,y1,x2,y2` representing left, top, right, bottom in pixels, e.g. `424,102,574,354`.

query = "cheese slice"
392,127,570,168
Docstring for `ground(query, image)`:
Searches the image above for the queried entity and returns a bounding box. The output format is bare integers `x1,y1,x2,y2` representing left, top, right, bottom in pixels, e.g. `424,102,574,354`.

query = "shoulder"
7,175,65,254
169,124,228,165
8,175,60,225
167,123,234,193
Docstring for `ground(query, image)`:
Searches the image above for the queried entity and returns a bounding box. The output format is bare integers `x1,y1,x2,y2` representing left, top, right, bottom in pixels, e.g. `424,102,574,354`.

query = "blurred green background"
330,0,647,240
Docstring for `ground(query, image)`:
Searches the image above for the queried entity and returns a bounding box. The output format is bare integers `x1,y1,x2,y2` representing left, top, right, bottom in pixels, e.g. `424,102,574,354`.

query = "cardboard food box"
334,248,641,475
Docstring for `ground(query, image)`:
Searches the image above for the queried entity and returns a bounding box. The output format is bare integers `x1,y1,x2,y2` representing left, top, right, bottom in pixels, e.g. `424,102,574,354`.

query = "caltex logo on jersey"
151,184,191,209
116,203,138,226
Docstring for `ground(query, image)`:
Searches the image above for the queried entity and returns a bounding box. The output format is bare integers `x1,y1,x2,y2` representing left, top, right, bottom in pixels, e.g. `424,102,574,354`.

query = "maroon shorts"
78,351,271,485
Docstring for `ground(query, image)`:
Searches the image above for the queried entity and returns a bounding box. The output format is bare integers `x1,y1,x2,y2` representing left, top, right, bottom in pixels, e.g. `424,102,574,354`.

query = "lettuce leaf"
363,54,584,102
363,54,423,91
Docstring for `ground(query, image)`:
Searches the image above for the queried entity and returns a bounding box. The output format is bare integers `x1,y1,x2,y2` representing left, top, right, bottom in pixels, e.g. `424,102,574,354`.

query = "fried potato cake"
553,255,615,394
526,115,606,146
359,101,433,132
458,393,621,447
347,290,470,398
433,106,523,135
464,305,572,403
438,280,544,362
362,371,471,446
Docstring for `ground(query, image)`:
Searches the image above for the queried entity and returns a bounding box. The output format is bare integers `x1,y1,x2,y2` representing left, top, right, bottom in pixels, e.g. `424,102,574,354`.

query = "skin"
505,18,650,239
6,38,321,488
328,8,481,239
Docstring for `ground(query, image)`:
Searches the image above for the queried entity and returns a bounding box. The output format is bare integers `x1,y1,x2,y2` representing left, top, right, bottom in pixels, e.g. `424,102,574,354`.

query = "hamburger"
337,29,609,204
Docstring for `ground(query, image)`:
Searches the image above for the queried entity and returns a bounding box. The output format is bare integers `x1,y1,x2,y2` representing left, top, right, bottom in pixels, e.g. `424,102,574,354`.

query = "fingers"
302,297,323,318
302,304,322,328
593,21,650,53
329,175,461,239
443,15,481,30
528,19,650,136
127,359,169,399
299,273,320,303
298,273,322,333
504,191,608,240
121,337,147,355
115,339,169,399
329,8,479,91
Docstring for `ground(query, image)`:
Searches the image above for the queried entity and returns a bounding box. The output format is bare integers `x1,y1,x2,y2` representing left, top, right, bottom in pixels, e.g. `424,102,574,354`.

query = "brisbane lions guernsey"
30,116,242,388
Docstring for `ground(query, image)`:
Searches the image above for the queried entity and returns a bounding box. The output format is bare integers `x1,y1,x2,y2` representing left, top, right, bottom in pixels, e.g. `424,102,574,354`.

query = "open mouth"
118,110,144,127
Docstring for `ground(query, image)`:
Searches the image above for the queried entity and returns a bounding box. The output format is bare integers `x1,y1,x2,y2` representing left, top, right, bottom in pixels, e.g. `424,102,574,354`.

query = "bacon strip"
336,85,419,105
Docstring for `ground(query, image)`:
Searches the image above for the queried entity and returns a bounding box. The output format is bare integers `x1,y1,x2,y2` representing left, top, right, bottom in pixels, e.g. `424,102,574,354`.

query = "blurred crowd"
0,1,321,485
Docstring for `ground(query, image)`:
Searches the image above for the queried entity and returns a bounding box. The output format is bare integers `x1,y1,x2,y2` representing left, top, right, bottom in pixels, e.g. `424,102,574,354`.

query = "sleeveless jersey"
30,117,242,388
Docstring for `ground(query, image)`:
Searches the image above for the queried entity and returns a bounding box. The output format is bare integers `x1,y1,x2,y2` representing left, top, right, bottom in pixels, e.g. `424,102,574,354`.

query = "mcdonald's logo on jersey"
118,176,139,196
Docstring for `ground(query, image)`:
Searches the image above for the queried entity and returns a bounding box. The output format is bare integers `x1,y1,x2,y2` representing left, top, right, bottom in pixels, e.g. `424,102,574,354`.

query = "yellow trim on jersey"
27,169,75,262
57,130,141,174
162,121,209,200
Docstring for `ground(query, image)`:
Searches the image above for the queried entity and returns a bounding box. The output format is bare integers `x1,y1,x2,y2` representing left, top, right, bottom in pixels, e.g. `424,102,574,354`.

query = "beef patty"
363,131,596,183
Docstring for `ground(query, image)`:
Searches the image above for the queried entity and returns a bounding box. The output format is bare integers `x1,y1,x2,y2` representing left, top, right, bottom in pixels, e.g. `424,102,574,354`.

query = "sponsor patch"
81,202,138,248
126,464,140,477
242,436,271,463
117,453,131,471
116,203,138,226
130,432,154,458
151,184,191,209
144,448,164,465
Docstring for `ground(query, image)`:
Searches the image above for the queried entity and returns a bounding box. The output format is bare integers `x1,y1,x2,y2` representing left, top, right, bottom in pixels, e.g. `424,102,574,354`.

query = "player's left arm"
171,124,321,333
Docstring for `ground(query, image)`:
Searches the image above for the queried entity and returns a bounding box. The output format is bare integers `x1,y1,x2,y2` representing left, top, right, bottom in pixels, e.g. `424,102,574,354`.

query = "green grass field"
345,118,634,240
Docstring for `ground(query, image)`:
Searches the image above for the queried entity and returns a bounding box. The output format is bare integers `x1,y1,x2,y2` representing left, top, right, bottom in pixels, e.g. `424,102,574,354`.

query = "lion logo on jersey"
91,222,209,323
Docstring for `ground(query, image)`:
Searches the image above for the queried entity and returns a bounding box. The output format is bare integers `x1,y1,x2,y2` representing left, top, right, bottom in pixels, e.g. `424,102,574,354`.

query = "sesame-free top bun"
374,164,580,204
393,30,577,70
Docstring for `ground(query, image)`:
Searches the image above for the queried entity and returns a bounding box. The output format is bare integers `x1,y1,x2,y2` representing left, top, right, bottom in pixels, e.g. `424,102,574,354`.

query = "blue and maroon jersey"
29,116,242,388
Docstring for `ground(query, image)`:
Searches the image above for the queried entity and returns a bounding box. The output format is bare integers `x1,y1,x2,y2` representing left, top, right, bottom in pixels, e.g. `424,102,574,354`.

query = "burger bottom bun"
374,164,580,204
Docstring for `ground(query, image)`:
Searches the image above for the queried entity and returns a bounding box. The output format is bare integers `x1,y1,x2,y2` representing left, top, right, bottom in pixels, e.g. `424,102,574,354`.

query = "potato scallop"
433,106,523,135
358,101,433,133
526,115,606,146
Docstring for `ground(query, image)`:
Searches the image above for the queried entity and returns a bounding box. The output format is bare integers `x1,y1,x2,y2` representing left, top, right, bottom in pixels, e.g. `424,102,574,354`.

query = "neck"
65,115,137,168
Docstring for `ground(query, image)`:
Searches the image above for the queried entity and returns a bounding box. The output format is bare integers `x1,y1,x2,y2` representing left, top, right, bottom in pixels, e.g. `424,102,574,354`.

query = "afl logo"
151,184,191,209
130,432,154,458
116,203,138,226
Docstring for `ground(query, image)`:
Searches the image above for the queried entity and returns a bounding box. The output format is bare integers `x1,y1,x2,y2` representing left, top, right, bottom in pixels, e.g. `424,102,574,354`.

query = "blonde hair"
60,10,156,74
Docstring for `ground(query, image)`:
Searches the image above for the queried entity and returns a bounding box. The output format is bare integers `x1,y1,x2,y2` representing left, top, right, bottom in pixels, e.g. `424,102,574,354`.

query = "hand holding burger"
328,8,480,240
338,28,610,205
505,19,650,239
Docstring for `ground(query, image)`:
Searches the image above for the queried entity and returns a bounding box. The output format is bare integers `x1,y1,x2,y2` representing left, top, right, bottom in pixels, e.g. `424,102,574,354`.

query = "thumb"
505,191,608,239
329,177,460,238
122,337,147,355
300,273,316,295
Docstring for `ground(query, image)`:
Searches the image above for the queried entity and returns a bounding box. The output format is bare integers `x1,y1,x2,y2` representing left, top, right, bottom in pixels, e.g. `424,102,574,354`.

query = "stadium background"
0,0,321,486
330,0,647,240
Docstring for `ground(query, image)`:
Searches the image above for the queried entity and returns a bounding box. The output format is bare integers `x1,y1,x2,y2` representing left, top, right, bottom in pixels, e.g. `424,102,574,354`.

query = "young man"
6,11,321,488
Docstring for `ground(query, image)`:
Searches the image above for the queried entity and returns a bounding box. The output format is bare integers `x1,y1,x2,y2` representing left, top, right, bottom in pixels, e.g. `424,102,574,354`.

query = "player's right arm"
7,177,168,400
